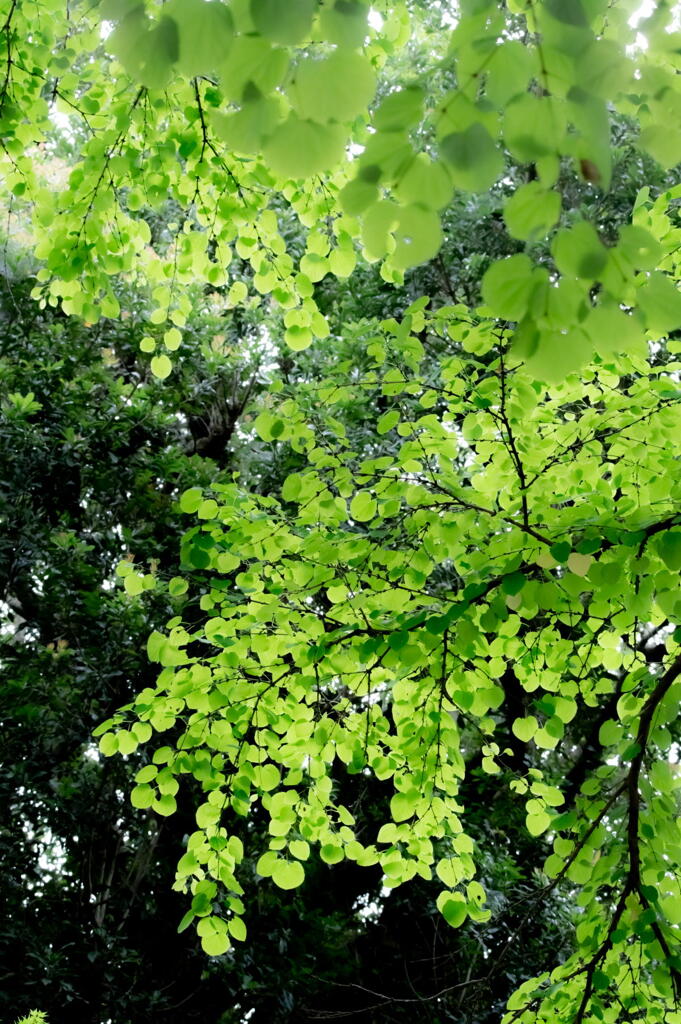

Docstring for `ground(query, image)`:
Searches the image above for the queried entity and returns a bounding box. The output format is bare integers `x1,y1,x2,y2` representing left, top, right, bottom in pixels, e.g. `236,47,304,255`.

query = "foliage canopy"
4,0,681,366
3,0,681,1021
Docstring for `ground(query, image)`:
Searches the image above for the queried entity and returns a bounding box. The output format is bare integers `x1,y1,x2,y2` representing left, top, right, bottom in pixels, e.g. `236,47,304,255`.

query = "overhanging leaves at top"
1,0,681,376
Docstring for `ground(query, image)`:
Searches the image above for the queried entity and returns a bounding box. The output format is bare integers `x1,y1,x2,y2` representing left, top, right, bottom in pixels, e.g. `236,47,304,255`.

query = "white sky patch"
628,30,649,52
47,105,79,146
627,0,659,51
14,788,69,893
368,8,384,31
629,0,656,27
353,890,384,922
37,829,67,877
439,1,459,29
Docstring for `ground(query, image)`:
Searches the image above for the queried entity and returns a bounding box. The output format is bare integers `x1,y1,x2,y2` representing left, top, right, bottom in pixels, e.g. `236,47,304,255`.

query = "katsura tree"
0,239,575,1024
104,260,681,1023
0,135,600,1024
3,0,681,1021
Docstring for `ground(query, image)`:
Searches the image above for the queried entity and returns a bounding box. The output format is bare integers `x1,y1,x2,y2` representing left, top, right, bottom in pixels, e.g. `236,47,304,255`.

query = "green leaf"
440,123,504,193
512,716,538,743
320,843,344,864
552,222,607,281
262,116,346,178
503,182,561,241
544,853,565,878
638,124,681,169
131,784,154,808
250,0,315,44
550,542,571,562
271,858,305,890
179,488,203,513
486,40,537,108
211,95,281,156
197,498,219,519
163,327,182,351
98,733,119,757
198,916,230,956
255,763,281,791
436,859,460,887
617,225,663,272
285,325,314,351
658,532,681,572
185,542,211,570
289,839,310,860
377,410,399,434
218,35,288,100
289,52,376,124
395,155,453,211
390,790,417,822
108,9,179,90
151,354,172,379
502,571,526,595
391,204,443,270
503,95,566,161
318,0,368,48
525,315,590,376
167,0,233,77
124,573,145,596
154,794,177,816
177,909,195,933
339,176,379,216
361,199,400,261
583,302,645,357
661,895,681,926
350,491,377,522
256,851,277,877
598,719,623,747
374,85,424,132
228,916,247,942
567,552,592,576
638,273,681,335
328,247,356,278
254,413,284,441
436,891,468,928
527,809,552,836
481,255,537,321
147,630,167,661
